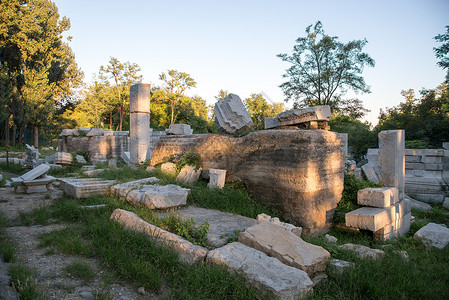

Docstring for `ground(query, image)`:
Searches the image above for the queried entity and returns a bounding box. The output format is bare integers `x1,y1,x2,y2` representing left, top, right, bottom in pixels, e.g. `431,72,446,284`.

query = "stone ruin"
11,163,55,193
214,93,254,134
24,144,40,168
265,105,331,130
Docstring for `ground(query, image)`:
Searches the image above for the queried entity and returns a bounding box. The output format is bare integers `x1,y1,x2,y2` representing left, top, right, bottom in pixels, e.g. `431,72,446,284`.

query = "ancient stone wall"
150,129,345,235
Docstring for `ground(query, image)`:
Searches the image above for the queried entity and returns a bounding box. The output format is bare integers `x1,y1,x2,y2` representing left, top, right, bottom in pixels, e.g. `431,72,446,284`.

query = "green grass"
0,162,23,174
64,260,96,282
9,263,44,300
0,212,16,263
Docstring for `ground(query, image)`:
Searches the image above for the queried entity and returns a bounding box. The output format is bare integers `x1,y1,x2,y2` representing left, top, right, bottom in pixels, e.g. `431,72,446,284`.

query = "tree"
0,0,82,146
277,21,375,109
244,93,285,129
434,25,449,82
159,70,196,125
100,57,142,131
215,89,229,100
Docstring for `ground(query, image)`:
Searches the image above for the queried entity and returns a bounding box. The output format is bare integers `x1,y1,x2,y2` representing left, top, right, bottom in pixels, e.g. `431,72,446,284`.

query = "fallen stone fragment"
214,93,254,134
85,128,104,136
83,169,105,176
110,177,160,198
19,164,50,181
59,178,115,198
361,164,380,184
120,152,131,164
358,187,399,208
328,259,354,275
339,243,385,260
442,197,449,210
276,106,331,127
53,152,73,165
126,184,190,209
207,168,226,188
207,242,313,300
393,250,409,261
177,165,202,184
238,221,330,276
160,162,177,176
76,155,87,164
406,194,432,212
111,209,208,264
414,222,449,249
325,234,338,243
256,214,302,237
311,272,328,288
166,124,193,135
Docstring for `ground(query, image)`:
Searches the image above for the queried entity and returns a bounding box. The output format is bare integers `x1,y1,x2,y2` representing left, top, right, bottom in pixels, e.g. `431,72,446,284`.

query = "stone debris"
111,209,208,265
58,178,115,198
267,105,331,130
85,128,104,136
339,243,385,260
328,259,354,275
357,187,399,208
207,242,313,300
256,213,302,237
83,169,105,177
264,117,278,129
160,162,177,176
214,93,254,134
11,164,56,193
406,194,432,211
54,152,73,165
393,250,410,261
238,221,330,276
76,155,87,164
361,164,380,184
19,163,50,181
166,124,193,135
24,144,39,168
325,234,338,243
176,165,202,184
443,197,449,210
120,152,131,164
110,177,160,198
207,168,226,189
414,222,449,249
311,272,328,288
125,184,190,210
108,158,117,168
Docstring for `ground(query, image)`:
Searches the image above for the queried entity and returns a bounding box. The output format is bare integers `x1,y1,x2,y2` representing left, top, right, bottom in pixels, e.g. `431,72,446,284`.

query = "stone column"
129,83,151,164
378,130,405,200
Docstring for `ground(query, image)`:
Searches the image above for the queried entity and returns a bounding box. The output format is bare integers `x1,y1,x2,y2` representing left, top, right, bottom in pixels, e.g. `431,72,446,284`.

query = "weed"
9,263,44,300
0,162,23,174
220,230,241,244
160,213,210,247
0,240,16,262
64,260,95,282
161,152,202,172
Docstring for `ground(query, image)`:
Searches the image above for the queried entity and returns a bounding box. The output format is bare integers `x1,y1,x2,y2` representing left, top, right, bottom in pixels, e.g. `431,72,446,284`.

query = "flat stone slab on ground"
414,222,449,249
207,242,313,300
111,208,207,265
126,184,190,209
83,169,105,176
238,221,330,276
339,243,385,260
110,177,160,198
163,206,259,248
328,259,354,275
406,194,432,211
58,178,116,198
19,163,50,181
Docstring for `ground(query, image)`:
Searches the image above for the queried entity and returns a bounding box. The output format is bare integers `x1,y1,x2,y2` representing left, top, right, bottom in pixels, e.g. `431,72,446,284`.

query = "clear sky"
53,0,448,126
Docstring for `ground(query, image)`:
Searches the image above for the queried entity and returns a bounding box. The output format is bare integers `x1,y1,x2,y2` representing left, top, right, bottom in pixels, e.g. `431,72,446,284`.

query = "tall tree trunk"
119,107,123,131
4,117,10,146
33,125,39,148
19,124,25,144
12,124,16,147
109,111,112,129
170,99,175,125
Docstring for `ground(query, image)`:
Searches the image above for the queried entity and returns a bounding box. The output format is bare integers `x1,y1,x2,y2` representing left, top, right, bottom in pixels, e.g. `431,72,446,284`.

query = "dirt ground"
0,184,160,300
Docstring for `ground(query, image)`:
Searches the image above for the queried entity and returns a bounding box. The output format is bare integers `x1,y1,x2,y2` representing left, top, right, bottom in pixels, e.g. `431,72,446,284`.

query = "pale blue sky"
53,0,448,126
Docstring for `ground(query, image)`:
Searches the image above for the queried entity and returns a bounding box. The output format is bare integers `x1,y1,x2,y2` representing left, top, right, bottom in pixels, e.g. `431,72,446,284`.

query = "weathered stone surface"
374,212,411,240
120,152,131,164
83,169,105,177
60,129,75,136
339,243,385,260
110,177,160,198
150,130,345,235
111,209,208,264
238,222,330,276
160,162,177,176
264,116,279,129
129,83,151,165
207,168,226,188
361,164,380,184
406,194,432,211
167,206,259,248
214,93,254,134
340,133,348,157
325,234,338,243
126,184,190,209
256,213,303,237
277,106,330,126
378,130,405,199
443,197,449,210
11,175,56,193
176,165,202,184
76,155,87,164
207,242,313,300
328,259,354,275
19,164,50,181
85,128,104,136
24,144,39,168
166,124,193,135
414,222,449,249
53,152,73,165
443,142,449,150
59,178,115,198
357,187,399,208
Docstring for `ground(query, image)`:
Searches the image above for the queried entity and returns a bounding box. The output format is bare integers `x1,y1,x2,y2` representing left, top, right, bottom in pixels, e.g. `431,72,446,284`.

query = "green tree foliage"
375,84,449,147
278,21,375,109
99,57,142,131
434,25,449,82
0,0,82,146
243,93,285,129
215,89,229,100
159,70,196,125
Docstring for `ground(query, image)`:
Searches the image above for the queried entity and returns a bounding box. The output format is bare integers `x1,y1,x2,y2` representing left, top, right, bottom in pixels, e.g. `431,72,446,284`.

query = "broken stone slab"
76,155,87,164
176,165,202,184
325,234,338,243
54,152,73,165
78,127,91,133
238,221,330,276
11,175,56,193
18,164,50,181
120,152,131,164
166,206,259,248
160,162,177,176
256,213,302,237
207,242,313,300
166,124,193,135
339,243,385,260
264,116,279,129
207,169,226,189
110,177,160,198
83,169,105,177
113,131,129,136
81,165,96,171
406,194,432,211
276,106,331,127
111,209,208,265
214,93,254,134
357,187,399,208
60,129,75,136
125,184,190,209
328,259,354,275
414,222,449,249
58,178,115,198
108,158,117,168
85,128,104,136
361,163,380,184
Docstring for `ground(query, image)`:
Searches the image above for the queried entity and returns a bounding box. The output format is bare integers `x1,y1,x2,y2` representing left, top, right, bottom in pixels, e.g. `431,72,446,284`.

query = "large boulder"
150,130,345,235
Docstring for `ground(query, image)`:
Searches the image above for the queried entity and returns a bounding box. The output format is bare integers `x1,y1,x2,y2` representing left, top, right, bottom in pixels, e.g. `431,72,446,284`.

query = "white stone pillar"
378,130,405,200
129,83,151,164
